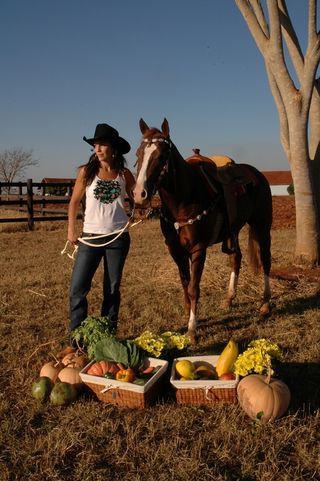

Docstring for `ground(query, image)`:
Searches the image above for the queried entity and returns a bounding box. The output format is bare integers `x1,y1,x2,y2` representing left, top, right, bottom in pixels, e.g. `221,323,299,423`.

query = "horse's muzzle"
132,185,149,207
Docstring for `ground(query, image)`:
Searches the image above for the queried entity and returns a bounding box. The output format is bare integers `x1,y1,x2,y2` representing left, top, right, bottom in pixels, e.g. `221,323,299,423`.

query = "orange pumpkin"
56,346,77,359
87,360,119,377
237,374,291,422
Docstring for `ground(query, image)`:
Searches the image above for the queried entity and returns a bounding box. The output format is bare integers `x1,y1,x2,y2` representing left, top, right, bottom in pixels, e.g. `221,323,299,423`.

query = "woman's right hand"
68,231,79,245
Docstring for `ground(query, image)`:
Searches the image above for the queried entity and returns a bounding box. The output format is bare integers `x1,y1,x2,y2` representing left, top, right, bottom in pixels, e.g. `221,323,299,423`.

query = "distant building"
40,178,76,196
262,171,293,196
41,178,75,184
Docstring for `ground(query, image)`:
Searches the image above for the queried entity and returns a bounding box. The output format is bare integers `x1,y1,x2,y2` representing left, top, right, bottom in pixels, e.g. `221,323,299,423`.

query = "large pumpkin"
86,360,120,377
237,374,291,422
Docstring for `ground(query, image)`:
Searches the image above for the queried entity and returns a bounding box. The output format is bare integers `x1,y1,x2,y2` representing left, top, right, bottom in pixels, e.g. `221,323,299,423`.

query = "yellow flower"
134,330,190,357
234,338,282,377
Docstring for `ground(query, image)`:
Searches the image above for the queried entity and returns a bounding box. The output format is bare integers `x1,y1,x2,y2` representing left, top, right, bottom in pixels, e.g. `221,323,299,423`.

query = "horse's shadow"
273,290,320,315
192,287,320,334
276,361,320,413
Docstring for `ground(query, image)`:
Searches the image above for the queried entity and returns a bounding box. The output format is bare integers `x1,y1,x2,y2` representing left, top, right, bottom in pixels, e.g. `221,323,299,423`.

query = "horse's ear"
161,118,170,138
139,118,149,134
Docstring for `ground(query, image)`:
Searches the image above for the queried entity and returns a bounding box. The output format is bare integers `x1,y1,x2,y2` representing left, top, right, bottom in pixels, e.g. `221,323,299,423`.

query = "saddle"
185,149,259,253
186,149,257,190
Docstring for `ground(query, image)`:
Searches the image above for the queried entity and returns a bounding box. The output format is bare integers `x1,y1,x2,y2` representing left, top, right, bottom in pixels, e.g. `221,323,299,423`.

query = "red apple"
219,372,236,381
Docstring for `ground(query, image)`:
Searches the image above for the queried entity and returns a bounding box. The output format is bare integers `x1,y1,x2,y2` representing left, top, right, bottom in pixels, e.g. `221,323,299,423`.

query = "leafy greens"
95,337,146,369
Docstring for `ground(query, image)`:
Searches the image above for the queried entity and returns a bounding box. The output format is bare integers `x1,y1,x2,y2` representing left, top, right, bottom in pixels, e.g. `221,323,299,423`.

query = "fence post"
67,181,73,197
26,178,34,230
19,182,23,208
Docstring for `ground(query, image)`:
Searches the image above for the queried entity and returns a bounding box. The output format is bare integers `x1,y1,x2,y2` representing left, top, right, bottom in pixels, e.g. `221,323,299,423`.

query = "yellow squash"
215,339,239,377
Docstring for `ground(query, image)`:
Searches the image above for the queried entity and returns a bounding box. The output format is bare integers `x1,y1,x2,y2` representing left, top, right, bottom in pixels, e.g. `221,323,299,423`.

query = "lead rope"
61,206,153,260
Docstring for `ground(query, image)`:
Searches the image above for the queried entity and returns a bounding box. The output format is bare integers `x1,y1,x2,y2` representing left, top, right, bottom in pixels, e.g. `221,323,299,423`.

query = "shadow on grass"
273,291,320,316
277,361,320,414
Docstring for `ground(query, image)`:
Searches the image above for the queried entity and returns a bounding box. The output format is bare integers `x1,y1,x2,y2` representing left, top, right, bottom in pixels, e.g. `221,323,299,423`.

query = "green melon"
50,382,77,406
32,376,53,402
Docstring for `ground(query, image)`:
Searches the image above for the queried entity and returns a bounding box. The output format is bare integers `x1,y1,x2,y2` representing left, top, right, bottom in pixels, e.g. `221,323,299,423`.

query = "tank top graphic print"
93,178,121,204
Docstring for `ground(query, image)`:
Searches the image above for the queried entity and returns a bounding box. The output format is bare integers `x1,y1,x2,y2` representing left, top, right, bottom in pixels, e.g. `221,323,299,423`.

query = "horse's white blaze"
228,271,238,298
133,143,157,204
188,310,196,332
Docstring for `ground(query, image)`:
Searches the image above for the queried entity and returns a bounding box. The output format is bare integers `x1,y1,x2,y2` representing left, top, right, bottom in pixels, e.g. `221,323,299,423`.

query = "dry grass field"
0,201,319,481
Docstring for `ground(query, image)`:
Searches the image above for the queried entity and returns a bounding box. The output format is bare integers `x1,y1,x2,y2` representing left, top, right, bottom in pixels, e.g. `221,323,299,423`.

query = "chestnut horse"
133,119,272,343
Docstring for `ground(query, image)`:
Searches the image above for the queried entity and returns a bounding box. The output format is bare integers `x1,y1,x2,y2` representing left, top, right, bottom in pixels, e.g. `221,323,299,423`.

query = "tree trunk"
289,125,320,264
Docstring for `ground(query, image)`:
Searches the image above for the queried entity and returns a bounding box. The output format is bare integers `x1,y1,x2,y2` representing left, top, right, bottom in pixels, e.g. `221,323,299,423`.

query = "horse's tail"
248,225,262,274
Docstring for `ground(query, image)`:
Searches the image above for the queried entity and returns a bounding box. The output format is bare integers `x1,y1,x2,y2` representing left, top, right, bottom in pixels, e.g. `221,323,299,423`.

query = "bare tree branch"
278,0,304,77
250,0,269,36
0,148,38,184
235,0,269,53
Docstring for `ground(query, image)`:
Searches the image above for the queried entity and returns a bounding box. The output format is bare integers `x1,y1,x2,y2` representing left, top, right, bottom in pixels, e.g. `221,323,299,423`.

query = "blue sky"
0,0,314,181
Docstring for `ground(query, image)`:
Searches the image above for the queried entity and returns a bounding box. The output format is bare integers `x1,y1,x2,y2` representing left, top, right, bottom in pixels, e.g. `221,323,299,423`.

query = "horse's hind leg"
248,224,271,316
222,238,242,310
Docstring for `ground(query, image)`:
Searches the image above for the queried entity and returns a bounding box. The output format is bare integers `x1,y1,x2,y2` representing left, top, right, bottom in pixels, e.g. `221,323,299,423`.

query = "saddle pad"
185,150,234,168
209,155,235,167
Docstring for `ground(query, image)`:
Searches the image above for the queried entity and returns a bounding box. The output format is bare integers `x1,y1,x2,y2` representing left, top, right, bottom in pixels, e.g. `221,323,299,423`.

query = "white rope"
61,218,142,260
78,219,142,247
61,241,78,260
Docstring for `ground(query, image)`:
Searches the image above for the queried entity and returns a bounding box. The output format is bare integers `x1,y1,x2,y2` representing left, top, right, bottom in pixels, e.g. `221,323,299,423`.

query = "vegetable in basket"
72,316,114,359
116,368,136,383
94,336,146,370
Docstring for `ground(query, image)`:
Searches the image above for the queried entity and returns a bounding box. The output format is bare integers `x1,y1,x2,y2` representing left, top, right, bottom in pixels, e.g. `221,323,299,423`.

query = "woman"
67,123,135,344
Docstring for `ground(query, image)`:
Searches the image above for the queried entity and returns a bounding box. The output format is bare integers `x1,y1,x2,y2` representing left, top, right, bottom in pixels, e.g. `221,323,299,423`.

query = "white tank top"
83,173,129,234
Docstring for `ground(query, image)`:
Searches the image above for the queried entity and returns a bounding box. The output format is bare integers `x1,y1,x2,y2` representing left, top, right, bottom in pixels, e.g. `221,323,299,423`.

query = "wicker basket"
80,358,168,408
170,355,239,406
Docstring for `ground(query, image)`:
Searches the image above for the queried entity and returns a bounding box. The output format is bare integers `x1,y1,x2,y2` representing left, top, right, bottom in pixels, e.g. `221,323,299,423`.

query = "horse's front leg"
187,246,207,343
222,240,242,310
167,244,191,319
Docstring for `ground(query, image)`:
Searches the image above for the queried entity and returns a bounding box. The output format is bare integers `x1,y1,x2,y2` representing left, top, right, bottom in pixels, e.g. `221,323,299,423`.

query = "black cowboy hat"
83,123,131,154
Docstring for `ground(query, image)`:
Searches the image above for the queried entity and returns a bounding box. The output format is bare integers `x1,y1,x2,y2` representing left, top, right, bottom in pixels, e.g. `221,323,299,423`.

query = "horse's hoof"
259,302,271,317
187,330,197,345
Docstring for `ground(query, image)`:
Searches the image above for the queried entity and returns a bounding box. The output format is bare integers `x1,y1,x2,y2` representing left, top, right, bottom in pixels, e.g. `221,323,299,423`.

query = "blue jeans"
69,232,130,333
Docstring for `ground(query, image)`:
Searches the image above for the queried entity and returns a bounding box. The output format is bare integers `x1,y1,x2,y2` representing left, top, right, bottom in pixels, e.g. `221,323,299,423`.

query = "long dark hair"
80,149,127,186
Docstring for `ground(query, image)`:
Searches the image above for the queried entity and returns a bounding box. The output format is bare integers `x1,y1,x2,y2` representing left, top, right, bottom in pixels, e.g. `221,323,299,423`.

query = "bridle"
139,136,173,197
139,135,221,232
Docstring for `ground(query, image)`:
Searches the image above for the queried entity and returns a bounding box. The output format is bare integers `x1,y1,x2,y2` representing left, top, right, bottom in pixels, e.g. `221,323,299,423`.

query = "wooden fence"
0,179,79,230
0,179,159,230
